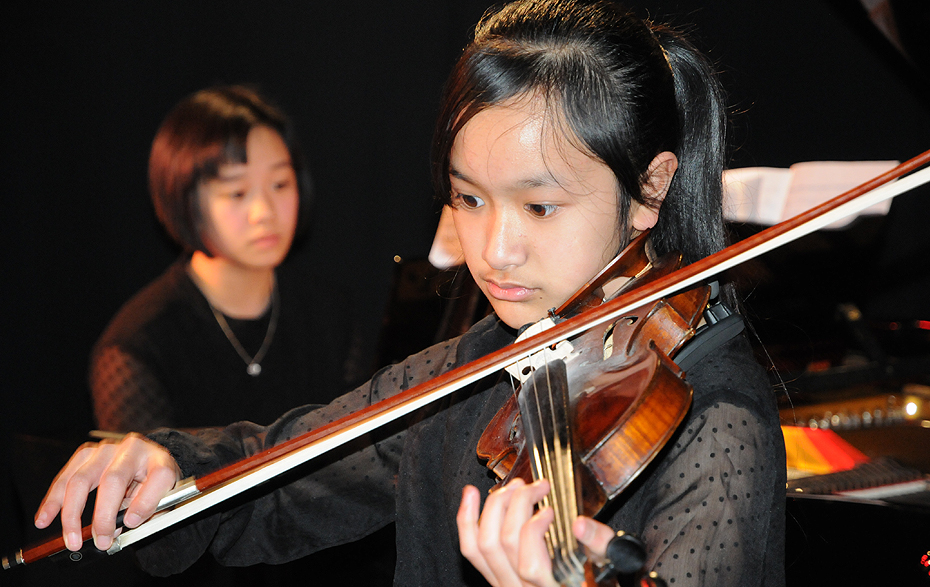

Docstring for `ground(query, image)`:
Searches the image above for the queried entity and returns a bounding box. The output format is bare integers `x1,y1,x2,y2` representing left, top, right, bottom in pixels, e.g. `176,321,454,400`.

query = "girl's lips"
485,280,535,302
252,234,281,248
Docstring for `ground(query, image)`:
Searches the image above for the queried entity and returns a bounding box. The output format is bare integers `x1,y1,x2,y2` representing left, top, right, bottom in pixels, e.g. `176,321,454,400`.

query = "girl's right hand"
33,433,181,552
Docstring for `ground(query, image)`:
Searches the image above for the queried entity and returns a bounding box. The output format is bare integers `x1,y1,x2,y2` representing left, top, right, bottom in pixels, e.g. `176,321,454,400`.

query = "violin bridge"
506,317,575,383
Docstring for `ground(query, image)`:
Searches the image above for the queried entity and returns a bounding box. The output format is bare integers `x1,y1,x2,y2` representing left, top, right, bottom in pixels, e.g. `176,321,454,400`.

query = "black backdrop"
2,0,929,584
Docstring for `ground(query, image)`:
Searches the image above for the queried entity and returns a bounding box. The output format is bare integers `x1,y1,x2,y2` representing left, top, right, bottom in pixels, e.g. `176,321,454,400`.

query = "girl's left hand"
457,479,618,587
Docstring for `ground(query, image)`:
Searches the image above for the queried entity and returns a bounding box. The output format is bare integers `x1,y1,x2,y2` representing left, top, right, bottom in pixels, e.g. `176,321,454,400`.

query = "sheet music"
428,206,464,269
723,160,899,229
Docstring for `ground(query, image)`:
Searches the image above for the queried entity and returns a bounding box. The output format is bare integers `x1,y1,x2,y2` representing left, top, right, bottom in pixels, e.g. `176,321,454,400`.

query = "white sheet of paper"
428,206,464,269
723,160,898,228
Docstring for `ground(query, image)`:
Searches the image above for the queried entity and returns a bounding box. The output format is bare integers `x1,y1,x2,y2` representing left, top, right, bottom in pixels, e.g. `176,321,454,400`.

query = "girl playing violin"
34,2,785,586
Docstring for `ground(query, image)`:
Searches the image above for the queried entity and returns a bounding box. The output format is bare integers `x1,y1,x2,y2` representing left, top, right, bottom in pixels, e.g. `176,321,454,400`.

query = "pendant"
247,363,262,376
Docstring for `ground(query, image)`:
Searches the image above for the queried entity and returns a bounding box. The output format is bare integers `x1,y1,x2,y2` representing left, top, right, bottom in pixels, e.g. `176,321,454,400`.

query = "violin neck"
518,358,587,586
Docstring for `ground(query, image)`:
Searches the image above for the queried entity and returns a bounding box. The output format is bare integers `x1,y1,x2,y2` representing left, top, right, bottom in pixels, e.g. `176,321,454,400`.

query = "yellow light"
905,402,918,416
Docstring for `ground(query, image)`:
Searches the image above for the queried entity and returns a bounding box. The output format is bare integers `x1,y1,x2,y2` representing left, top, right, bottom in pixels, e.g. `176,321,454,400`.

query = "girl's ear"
631,151,678,231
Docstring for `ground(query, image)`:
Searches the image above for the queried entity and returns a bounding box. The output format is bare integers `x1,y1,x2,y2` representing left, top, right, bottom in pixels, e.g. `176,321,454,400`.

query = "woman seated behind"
90,86,343,431
38,2,785,586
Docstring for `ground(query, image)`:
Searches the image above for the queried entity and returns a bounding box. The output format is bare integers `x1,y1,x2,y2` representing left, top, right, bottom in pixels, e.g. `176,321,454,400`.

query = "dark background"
2,1,929,585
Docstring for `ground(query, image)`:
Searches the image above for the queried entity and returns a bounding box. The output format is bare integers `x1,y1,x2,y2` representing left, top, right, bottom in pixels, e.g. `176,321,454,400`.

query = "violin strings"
550,357,584,579
537,356,563,574
522,354,550,555
531,353,584,582
531,358,557,563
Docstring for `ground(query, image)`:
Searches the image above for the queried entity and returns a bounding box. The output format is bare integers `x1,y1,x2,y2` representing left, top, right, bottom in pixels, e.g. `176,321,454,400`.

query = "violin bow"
8,149,930,568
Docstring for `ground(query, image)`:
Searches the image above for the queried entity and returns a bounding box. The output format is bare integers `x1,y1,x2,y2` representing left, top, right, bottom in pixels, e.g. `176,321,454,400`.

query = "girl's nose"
482,208,526,271
249,189,275,223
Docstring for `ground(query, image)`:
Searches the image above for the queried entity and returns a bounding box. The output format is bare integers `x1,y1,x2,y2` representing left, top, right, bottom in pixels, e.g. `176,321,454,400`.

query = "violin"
478,234,710,586
5,151,930,579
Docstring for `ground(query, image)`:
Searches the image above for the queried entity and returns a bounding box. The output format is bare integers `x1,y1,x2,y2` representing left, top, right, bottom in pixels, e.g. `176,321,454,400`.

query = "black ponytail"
649,26,728,266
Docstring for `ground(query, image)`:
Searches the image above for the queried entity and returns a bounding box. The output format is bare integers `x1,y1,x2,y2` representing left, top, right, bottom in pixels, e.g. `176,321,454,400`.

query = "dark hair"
432,0,728,267
149,85,312,254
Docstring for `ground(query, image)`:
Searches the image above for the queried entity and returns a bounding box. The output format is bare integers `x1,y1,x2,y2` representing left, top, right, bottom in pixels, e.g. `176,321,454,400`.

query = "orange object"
782,426,869,475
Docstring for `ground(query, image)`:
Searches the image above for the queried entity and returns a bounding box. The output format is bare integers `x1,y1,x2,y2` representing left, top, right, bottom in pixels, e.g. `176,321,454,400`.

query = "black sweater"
91,259,349,431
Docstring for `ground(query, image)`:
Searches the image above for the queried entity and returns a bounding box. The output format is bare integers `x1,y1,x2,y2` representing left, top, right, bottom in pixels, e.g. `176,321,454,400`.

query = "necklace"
207,282,280,376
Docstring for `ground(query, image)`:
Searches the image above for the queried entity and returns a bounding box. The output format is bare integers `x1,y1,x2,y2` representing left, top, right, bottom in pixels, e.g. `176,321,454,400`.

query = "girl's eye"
454,193,484,209
230,190,247,199
526,203,558,218
273,180,292,191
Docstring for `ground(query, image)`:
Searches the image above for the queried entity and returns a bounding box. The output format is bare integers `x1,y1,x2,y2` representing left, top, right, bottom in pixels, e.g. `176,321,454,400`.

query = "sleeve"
634,400,783,587
90,346,173,432
134,339,459,576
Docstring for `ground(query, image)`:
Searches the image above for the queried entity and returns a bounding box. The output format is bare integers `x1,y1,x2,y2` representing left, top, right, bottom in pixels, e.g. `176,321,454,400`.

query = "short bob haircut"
149,85,312,254
432,0,728,268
